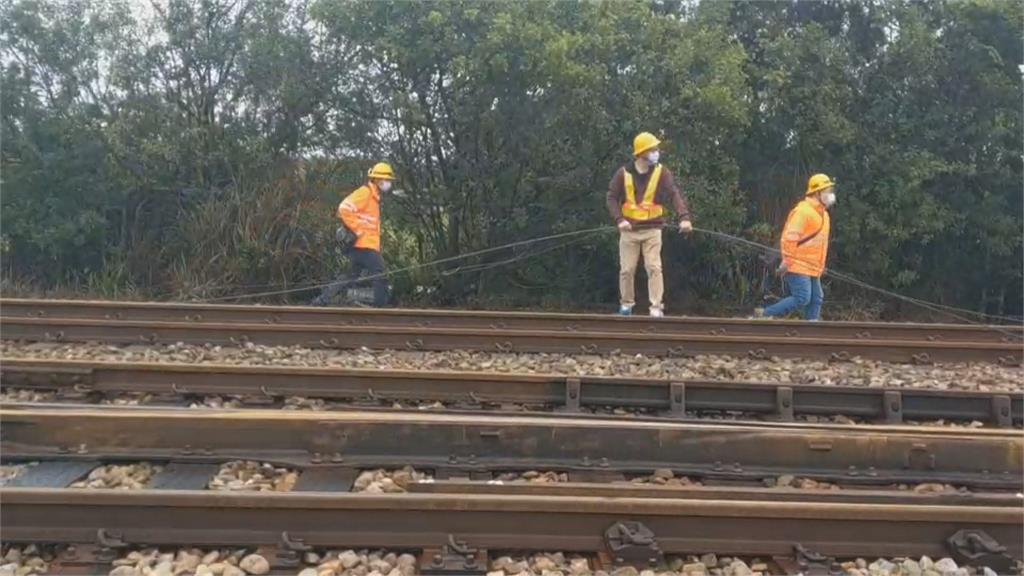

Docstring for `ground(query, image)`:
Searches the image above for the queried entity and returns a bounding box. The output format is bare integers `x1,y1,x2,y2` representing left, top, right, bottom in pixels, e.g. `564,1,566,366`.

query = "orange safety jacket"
621,164,665,222
337,183,381,252
780,198,830,277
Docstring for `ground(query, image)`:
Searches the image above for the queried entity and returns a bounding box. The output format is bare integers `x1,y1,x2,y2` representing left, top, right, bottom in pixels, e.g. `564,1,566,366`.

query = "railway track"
3,317,1022,366
3,406,1021,488
3,488,1021,562
1,406,1021,567
3,299,1022,569
2,359,1021,427
5,298,1023,342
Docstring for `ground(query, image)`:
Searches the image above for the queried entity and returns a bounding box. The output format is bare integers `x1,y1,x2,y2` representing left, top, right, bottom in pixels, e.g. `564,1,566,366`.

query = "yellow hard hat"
806,173,834,195
367,162,395,180
633,132,661,157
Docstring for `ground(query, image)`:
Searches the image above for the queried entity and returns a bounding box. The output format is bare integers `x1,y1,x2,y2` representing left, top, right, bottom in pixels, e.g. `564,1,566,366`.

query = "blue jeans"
764,273,823,320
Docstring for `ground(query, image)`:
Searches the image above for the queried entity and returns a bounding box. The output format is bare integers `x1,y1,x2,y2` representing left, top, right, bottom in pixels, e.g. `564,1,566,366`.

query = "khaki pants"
619,227,663,310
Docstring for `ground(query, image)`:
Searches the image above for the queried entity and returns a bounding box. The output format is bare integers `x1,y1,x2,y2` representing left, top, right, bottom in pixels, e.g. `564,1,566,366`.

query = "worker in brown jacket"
607,132,692,317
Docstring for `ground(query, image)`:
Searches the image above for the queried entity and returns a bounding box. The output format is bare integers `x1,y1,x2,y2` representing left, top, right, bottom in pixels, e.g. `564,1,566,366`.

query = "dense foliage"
3,0,1021,317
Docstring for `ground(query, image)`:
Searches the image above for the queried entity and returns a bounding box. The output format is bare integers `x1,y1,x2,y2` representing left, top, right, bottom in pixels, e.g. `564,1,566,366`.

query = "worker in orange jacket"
756,173,835,321
312,162,394,307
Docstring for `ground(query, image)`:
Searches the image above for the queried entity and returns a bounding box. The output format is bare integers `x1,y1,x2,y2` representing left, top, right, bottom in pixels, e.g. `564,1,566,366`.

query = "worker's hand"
678,220,693,234
617,220,632,232
775,261,789,276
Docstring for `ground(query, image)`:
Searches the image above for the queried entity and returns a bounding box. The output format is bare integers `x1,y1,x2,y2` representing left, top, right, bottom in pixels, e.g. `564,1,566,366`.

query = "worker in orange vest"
607,132,692,317
312,162,395,307
756,173,835,321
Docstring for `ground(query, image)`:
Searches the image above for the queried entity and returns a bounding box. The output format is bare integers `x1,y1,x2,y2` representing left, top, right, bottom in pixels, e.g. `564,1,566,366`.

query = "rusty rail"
2,359,1021,427
1,488,1021,560
3,297,1021,342
2,316,1021,364
2,406,1020,488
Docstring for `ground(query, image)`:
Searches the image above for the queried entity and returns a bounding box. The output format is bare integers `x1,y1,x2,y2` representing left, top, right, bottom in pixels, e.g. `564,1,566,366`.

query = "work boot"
649,307,664,318
618,305,633,316
749,307,767,320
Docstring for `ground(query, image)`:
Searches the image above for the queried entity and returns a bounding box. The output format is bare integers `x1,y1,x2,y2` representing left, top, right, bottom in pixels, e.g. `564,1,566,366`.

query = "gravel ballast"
3,342,1021,392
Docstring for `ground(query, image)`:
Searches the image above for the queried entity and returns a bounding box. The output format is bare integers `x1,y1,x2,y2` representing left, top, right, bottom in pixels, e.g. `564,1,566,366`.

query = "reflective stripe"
622,165,665,221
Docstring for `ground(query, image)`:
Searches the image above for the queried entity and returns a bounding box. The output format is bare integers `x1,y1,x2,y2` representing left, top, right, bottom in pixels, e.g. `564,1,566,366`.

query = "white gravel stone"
533,557,558,572
222,565,246,576
9,342,1020,393
239,554,270,575
569,558,590,575
933,558,959,575
208,461,298,492
351,467,432,493
901,558,923,576
297,569,319,576
338,551,361,569
69,462,161,489
108,567,137,576
151,561,174,576
727,560,752,576
869,559,896,574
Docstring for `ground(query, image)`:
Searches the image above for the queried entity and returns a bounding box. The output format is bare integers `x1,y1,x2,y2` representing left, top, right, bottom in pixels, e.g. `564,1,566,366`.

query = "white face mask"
378,181,392,193
645,151,660,165
821,191,836,207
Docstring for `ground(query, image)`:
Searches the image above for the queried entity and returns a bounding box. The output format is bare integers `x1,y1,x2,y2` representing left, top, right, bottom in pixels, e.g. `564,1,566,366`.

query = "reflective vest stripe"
622,165,665,221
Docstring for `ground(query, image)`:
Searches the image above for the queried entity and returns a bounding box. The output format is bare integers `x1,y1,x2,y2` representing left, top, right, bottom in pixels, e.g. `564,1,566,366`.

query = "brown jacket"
607,163,691,228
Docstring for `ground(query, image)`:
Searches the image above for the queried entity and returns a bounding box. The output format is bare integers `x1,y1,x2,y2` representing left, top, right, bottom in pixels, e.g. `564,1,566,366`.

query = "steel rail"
2,316,1021,364
1,489,1021,559
407,479,1024,506
2,406,1020,488
3,297,1022,342
2,359,1021,427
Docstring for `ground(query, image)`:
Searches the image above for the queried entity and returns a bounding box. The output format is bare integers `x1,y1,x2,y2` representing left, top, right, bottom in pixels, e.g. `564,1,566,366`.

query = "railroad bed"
2,298,1021,364
2,359,1021,427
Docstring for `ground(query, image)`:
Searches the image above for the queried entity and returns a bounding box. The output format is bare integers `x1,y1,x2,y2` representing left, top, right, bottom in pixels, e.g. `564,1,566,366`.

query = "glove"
678,220,693,234
617,220,632,232
776,261,789,276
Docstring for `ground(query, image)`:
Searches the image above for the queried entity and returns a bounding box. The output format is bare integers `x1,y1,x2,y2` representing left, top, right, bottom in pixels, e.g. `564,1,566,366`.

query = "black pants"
315,248,389,307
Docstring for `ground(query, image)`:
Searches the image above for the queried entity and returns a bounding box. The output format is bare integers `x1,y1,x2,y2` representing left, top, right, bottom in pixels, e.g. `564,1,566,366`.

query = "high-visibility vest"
622,165,665,221
781,198,830,277
337,184,381,252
